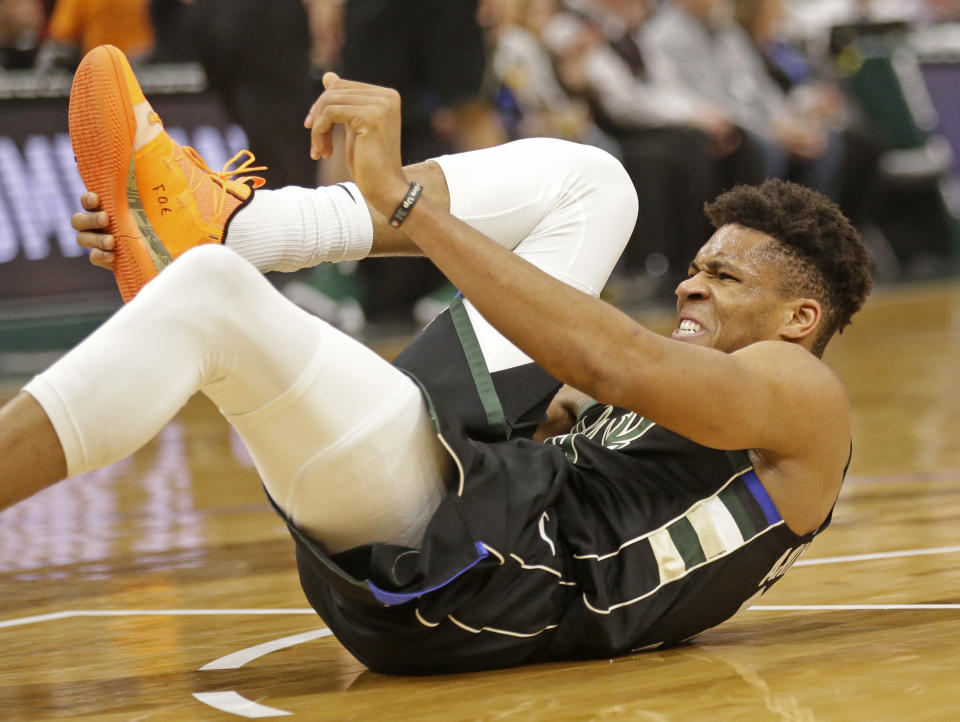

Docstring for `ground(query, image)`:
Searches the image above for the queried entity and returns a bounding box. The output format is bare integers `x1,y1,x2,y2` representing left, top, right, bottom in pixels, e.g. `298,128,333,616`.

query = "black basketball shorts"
268,298,580,674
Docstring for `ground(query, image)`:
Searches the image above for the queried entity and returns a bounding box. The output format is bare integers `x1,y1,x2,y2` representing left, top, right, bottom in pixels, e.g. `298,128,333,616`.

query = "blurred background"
1,0,959,378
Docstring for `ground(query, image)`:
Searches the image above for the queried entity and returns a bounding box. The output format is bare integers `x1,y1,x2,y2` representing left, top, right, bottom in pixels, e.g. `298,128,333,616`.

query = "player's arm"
398,191,844,457
308,74,846,461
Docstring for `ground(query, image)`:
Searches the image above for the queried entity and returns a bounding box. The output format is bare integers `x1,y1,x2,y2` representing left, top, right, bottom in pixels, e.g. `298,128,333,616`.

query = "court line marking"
5,541,960,630
201,628,333,670
0,609,315,630
195,628,335,718
795,544,960,566
4,603,958,719
750,604,960,611
5,542,960,630
192,692,291,719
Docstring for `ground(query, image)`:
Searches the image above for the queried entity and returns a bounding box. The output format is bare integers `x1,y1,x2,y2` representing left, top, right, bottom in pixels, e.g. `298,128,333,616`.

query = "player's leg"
430,137,637,373
0,393,66,510
2,244,448,552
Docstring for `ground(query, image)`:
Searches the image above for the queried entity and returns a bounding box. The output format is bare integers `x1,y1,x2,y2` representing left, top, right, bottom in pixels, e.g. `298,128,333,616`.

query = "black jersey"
274,301,832,674
542,402,827,660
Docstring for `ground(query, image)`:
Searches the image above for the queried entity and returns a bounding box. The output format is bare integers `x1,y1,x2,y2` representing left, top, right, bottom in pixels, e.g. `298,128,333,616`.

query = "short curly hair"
704,179,872,356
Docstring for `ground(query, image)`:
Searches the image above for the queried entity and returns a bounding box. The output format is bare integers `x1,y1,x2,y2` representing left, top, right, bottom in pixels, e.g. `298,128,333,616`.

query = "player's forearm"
364,160,448,257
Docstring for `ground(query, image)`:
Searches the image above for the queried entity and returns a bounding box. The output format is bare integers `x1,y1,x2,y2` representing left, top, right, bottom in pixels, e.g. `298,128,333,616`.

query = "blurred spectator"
734,0,882,225
790,0,932,29
924,0,960,22
0,0,44,69
542,0,765,296
481,0,598,142
644,0,846,197
38,0,154,70
785,0,931,56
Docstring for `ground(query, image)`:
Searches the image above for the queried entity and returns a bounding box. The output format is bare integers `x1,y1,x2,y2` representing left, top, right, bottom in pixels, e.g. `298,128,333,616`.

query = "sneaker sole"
68,45,158,303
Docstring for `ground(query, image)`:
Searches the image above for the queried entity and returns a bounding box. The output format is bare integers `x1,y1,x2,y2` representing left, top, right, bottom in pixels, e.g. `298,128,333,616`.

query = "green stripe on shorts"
448,296,509,439
718,483,761,539
667,517,708,569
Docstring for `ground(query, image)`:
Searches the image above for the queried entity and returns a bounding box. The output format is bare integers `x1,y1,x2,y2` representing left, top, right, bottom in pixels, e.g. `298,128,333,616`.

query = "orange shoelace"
180,147,268,221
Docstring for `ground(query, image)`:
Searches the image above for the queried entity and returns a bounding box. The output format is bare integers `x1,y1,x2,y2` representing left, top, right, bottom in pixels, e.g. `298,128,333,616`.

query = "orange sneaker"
68,45,266,302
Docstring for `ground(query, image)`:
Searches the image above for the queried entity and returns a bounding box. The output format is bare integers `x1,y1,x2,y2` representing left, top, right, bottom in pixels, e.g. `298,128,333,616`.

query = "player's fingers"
304,95,322,128
322,70,341,90
316,79,398,114
314,99,394,132
309,92,395,158
71,210,109,232
304,72,354,127
80,192,101,211
309,121,334,160
76,230,115,252
321,72,390,93
310,103,379,159
310,103,375,159
88,248,116,271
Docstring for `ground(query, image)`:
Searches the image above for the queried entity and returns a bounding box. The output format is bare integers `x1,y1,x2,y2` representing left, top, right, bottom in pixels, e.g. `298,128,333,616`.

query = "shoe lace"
181,147,267,220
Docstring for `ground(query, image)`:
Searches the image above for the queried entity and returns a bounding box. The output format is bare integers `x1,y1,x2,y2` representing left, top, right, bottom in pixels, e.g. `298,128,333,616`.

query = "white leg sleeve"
24,245,447,553
435,138,638,372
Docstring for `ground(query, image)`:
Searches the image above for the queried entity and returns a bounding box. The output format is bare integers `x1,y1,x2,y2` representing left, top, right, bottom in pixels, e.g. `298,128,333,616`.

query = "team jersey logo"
548,405,655,462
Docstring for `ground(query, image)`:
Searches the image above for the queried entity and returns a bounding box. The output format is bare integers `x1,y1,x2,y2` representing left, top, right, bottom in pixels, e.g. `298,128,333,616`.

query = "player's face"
672,224,792,353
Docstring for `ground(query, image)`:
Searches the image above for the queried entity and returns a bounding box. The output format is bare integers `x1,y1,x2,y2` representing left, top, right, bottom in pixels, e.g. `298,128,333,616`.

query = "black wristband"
389,182,423,228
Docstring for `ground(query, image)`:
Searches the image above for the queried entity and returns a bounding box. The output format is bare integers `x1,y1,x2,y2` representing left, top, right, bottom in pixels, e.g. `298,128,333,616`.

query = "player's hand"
533,385,593,443
303,73,409,216
71,192,115,271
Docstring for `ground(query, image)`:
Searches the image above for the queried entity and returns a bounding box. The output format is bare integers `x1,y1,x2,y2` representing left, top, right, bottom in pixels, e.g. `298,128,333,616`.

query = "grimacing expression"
673,224,804,353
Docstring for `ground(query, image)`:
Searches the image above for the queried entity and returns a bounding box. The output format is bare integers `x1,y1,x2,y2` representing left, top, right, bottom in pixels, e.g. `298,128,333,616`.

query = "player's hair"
704,178,872,356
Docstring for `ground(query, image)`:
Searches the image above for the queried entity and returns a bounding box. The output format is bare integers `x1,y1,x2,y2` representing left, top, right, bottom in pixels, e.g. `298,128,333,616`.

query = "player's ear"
779,298,821,342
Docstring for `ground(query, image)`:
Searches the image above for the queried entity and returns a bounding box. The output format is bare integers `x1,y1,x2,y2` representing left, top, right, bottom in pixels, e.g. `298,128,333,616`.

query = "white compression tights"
24,139,637,553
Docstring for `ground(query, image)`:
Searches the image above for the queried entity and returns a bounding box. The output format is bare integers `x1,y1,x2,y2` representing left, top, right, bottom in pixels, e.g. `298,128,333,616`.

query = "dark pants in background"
151,0,318,189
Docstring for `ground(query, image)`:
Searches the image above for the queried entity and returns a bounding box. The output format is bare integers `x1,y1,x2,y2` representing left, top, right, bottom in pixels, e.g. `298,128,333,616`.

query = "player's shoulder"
735,339,840,376
734,340,849,411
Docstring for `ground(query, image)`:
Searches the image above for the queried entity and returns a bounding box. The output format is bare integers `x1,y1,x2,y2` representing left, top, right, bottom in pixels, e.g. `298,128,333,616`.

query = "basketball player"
0,46,871,673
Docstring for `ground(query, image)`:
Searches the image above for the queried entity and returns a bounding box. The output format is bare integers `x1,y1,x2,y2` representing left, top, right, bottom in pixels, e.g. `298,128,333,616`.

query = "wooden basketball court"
2,280,959,721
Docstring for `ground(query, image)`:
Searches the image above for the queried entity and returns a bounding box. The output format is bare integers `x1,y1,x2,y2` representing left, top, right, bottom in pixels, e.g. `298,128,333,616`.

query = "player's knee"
571,143,639,223
144,244,257,321
519,138,637,221
176,242,246,278
169,244,252,295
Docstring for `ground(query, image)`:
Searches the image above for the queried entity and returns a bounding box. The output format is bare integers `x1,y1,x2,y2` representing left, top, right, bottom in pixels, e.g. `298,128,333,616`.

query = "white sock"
224,182,374,272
